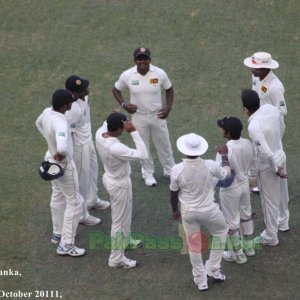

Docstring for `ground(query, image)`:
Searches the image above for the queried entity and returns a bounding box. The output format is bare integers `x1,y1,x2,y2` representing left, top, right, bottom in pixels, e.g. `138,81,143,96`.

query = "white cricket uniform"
95,123,148,264
115,64,175,177
248,104,289,242
252,71,287,136
216,139,255,233
170,158,229,281
65,97,101,212
36,107,83,245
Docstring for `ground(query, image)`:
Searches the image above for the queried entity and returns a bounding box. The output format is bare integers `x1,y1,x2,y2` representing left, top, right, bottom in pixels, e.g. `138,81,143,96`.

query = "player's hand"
123,121,136,133
53,153,65,161
276,167,288,178
172,211,181,221
123,103,137,114
216,144,228,155
157,107,170,119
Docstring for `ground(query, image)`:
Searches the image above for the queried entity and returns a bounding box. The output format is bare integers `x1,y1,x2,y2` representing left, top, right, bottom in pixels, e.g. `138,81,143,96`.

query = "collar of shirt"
260,70,275,84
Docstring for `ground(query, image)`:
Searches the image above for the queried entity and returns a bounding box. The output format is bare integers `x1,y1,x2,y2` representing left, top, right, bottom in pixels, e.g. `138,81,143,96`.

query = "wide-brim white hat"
243,52,279,69
176,133,208,156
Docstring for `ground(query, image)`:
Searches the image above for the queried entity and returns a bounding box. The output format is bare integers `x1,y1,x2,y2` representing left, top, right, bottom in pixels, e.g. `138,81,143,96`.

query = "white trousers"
73,140,100,213
181,205,228,281
220,181,254,235
277,160,289,230
50,160,83,245
103,175,132,264
257,167,280,242
132,112,175,176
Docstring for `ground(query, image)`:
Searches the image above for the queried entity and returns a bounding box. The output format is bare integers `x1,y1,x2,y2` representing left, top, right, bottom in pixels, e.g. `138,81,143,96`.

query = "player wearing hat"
243,53,289,231
241,89,289,246
170,133,230,291
65,75,110,227
216,116,256,264
112,47,175,187
36,89,86,256
95,113,148,268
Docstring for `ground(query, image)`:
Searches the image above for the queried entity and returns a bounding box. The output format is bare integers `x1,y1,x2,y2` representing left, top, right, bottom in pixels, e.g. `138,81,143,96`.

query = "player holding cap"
170,133,230,291
216,116,256,264
36,89,86,256
112,47,175,187
95,113,148,268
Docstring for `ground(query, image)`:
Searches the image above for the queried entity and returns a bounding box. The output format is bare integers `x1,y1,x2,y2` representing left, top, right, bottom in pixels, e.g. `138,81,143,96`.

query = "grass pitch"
1,1,300,299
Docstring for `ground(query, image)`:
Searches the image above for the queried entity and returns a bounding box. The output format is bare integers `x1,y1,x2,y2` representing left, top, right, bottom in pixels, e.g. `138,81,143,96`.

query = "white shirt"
216,138,257,188
115,64,172,113
95,123,148,187
65,97,92,145
252,71,287,116
248,104,286,173
36,107,72,162
170,158,228,212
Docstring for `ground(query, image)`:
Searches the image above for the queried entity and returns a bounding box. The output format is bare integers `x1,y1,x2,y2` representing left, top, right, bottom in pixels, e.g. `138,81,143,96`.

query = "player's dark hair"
241,89,260,113
107,113,127,132
52,89,73,111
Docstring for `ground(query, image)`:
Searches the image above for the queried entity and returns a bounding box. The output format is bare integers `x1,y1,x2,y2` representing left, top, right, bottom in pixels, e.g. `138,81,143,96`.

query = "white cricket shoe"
80,215,101,226
144,175,157,187
205,266,225,282
223,250,247,264
56,243,86,257
88,199,111,210
108,257,137,269
194,276,208,291
244,247,256,257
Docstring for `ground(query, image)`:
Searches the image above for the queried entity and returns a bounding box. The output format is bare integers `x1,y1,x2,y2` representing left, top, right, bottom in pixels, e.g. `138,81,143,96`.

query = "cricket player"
170,133,230,291
36,89,86,256
241,89,288,246
112,47,175,186
243,52,288,199
65,75,110,226
216,116,256,263
95,113,148,268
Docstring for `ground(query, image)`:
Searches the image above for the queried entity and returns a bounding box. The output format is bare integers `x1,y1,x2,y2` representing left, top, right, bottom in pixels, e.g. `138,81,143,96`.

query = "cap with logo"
133,47,151,59
243,52,279,69
217,116,243,136
65,75,89,93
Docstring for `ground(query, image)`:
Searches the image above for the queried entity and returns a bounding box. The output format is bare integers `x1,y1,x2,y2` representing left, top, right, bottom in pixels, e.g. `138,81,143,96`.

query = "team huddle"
36,48,289,291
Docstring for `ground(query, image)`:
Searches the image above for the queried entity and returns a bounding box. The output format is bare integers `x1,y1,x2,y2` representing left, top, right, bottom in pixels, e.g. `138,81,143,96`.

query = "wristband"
121,101,126,108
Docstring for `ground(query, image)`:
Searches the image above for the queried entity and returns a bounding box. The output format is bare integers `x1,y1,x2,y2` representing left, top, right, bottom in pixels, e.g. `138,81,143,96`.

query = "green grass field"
1,0,300,299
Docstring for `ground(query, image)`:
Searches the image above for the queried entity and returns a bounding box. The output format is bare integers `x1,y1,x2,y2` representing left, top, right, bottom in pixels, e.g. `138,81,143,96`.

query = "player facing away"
216,116,256,264
170,133,230,291
95,113,148,268
36,89,86,256
65,75,110,228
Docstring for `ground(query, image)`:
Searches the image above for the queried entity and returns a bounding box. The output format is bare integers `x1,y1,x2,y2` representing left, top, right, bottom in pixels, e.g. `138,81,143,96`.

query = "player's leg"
201,206,228,280
181,210,208,291
278,158,289,231
132,113,155,185
256,168,280,245
150,115,175,177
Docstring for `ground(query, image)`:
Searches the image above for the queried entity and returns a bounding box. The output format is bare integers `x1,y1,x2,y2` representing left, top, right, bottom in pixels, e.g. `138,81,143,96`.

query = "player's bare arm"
112,87,137,114
158,87,174,119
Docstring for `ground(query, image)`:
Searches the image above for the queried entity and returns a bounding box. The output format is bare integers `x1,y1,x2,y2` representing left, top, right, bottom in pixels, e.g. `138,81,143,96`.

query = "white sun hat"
176,133,208,156
243,52,279,69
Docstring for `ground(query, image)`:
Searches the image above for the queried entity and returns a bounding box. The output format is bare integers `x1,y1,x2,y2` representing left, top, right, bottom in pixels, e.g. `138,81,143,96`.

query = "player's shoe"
205,266,225,282
144,175,157,187
108,257,137,269
194,276,208,291
244,247,256,257
80,215,101,226
51,233,61,244
250,186,260,195
88,199,111,210
254,235,279,246
126,239,143,249
56,243,86,257
223,250,247,264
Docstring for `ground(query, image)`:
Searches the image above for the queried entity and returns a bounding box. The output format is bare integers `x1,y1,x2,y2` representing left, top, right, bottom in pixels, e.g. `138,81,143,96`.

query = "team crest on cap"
261,86,268,93
76,79,82,86
140,47,146,52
